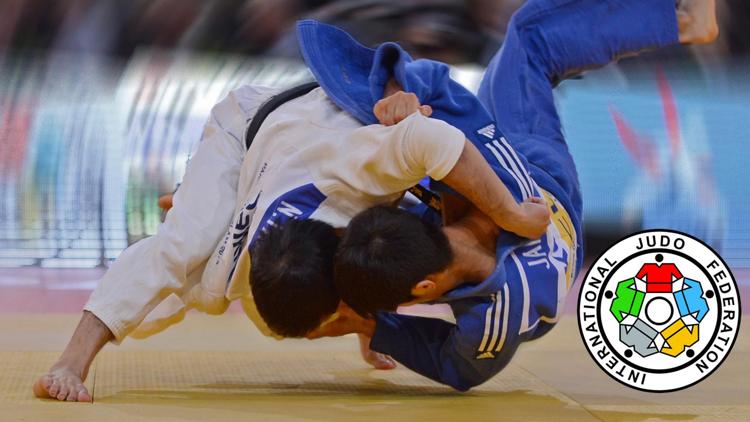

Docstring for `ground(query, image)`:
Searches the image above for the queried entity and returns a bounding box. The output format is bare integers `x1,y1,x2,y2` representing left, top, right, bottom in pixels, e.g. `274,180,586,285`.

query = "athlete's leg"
475,0,717,279
480,0,717,139
479,0,685,140
33,89,259,402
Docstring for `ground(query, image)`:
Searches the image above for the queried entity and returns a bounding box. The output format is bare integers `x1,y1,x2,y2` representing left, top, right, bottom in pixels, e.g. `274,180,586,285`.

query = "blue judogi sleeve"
370,228,575,390
370,295,522,392
369,315,501,392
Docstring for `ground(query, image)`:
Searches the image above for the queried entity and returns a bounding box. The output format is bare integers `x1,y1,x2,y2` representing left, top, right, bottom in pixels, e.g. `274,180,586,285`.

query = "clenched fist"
374,91,432,126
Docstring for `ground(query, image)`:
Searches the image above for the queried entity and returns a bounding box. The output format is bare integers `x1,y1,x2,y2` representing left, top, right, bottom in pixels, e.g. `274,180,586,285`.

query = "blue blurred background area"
0,0,748,272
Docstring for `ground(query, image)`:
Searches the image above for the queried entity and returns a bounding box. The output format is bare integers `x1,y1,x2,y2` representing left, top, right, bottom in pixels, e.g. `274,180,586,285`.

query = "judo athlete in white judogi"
32,65,550,403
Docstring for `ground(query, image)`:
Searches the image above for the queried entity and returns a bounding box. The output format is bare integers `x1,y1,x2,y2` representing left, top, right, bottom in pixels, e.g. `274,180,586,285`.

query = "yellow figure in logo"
660,319,699,357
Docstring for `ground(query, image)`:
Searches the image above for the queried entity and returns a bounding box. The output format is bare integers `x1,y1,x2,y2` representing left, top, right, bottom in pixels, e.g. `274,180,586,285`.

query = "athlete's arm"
326,112,547,239
369,311,517,391
308,302,516,391
372,82,549,239
442,142,549,239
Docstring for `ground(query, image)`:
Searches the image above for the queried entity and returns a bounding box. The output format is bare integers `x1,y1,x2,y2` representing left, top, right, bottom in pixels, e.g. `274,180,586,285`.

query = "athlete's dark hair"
335,205,453,317
250,218,340,338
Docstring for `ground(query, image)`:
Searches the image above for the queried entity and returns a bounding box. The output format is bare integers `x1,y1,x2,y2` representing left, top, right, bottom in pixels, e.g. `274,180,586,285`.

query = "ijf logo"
578,230,741,392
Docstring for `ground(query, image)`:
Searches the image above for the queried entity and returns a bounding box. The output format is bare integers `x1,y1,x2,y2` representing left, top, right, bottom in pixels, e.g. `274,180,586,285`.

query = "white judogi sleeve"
315,111,466,197
84,87,275,342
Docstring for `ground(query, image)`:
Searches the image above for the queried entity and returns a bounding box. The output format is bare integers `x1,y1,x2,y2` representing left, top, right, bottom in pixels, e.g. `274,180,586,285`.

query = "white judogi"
85,86,465,341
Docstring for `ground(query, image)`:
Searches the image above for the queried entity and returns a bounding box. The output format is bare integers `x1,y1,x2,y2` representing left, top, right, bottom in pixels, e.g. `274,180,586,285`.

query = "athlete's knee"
195,296,230,315
506,0,560,33
506,0,574,78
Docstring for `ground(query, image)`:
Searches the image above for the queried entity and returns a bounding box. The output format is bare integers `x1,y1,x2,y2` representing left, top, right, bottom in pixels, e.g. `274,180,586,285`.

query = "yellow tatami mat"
1,313,748,421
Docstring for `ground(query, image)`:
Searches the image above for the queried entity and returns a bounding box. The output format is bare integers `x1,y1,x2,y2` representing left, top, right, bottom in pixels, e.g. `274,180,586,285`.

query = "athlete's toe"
47,381,60,398
56,383,70,401
32,376,53,398
77,388,92,403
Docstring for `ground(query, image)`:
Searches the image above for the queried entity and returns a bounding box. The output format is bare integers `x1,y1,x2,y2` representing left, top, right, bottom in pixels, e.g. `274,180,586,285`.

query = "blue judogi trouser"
477,0,679,243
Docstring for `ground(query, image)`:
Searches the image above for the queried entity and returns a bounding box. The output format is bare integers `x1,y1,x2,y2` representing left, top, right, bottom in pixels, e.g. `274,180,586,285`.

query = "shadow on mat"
96,367,475,398
96,386,569,409
590,411,699,421
95,386,700,422
96,380,567,404
98,379,468,400
95,380,699,422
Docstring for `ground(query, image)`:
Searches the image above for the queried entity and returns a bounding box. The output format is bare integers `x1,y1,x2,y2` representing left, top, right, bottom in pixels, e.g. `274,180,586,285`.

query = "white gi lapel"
226,237,281,339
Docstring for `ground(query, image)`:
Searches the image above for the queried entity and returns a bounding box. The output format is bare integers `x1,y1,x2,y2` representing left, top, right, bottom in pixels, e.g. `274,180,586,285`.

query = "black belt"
245,81,321,150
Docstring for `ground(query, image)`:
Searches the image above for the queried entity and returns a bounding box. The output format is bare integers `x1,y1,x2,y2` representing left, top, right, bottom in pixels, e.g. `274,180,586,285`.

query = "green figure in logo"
610,278,645,322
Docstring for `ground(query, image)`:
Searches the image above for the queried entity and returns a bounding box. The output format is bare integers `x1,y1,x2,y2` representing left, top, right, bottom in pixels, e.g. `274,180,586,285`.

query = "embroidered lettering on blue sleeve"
224,184,326,283
511,232,569,335
249,183,327,246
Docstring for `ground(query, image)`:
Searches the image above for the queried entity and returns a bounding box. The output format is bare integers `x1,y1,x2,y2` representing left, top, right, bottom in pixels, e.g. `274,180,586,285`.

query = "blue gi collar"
297,19,425,126
437,232,520,302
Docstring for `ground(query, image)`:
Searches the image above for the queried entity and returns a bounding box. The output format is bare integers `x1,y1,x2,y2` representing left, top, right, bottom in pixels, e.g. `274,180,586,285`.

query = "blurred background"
0,0,749,276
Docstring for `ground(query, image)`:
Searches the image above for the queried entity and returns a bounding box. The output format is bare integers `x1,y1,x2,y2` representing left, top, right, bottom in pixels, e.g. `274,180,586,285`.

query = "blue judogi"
298,0,679,390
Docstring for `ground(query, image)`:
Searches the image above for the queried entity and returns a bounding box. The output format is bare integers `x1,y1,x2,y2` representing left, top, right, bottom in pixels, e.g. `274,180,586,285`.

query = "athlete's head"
334,205,454,317
250,218,340,337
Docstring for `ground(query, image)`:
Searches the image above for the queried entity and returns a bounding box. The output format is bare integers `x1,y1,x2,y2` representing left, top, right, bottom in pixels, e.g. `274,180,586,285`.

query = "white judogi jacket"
85,86,465,341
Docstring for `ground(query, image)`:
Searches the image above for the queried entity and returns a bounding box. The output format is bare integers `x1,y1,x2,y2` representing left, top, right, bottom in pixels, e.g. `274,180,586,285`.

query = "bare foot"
33,366,91,402
358,333,397,370
678,0,719,44
32,311,113,402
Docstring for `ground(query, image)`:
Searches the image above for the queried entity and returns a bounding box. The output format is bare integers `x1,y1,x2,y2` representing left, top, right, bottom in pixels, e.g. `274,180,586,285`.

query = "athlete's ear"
411,280,437,298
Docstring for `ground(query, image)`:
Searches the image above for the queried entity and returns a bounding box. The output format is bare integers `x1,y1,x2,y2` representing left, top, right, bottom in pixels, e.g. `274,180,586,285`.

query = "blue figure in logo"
673,278,709,322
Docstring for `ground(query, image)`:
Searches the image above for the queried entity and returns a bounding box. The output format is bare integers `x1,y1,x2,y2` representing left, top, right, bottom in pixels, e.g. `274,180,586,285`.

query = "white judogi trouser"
85,86,280,341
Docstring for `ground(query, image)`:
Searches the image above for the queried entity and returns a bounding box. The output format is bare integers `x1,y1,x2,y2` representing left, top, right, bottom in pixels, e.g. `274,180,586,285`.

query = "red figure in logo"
637,263,682,293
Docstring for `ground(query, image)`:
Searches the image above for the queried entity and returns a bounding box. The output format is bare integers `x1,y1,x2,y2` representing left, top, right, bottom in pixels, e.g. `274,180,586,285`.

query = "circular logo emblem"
577,230,741,392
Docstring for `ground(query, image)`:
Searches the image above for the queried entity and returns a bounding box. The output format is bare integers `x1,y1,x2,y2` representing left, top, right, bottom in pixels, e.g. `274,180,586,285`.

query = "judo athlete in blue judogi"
305,0,716,390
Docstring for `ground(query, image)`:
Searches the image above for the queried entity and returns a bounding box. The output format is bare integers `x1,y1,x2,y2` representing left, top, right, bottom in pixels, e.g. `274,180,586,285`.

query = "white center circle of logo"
645,297,673,326
577,229,741,392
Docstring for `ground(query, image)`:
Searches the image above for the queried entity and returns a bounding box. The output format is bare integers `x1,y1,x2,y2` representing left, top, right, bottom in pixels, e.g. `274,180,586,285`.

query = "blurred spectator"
0,0,519,65
0,0,24,52
720,0,750,55
1,0,748,64
260,0,497,63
